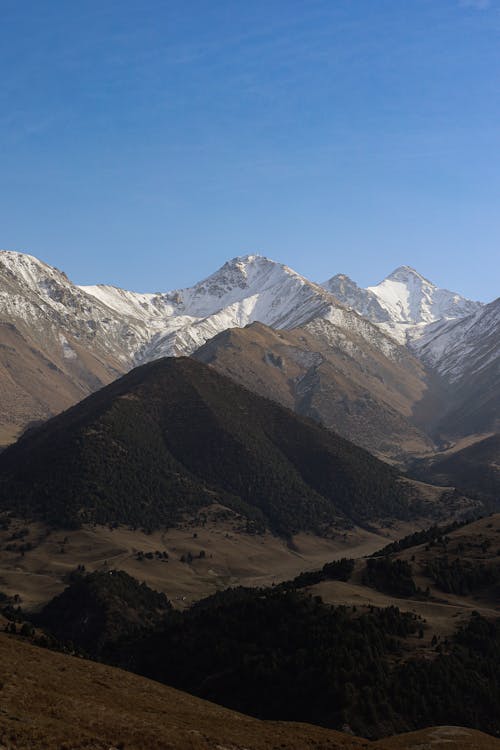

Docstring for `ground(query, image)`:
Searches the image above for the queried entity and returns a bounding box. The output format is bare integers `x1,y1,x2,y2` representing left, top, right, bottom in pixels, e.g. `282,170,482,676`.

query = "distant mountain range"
0,249,497,464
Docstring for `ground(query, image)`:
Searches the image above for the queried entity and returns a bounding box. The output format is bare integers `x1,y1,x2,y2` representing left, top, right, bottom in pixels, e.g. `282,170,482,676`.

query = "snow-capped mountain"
411,296,500,381
0,250,159,364
80,254,406,363
0,250,416,443
411,297,500,436
0,250,489,380
323,266,482,344
0,248,496,446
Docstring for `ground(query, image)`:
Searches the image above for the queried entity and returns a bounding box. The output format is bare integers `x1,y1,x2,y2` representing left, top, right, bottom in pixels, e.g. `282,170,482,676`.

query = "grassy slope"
0,627,363,750
1,629,499,750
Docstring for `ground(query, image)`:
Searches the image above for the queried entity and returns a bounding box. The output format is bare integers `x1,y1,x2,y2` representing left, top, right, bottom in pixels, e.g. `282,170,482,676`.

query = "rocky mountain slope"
195,320,437,460
0,251,141,445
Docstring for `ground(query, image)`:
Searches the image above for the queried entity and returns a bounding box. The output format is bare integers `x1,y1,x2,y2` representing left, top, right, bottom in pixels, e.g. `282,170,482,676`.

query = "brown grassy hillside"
0,629,499,750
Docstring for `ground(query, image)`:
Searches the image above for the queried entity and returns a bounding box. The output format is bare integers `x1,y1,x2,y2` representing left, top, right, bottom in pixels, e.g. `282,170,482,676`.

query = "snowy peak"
369,266,482,331
81,254,296,322
385,265,431,284
323,273,392,326
165,254,303,318
324,265,483,344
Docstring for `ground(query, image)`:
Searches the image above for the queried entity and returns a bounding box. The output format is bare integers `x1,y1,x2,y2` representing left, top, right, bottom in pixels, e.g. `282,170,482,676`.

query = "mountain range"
0,249,497,472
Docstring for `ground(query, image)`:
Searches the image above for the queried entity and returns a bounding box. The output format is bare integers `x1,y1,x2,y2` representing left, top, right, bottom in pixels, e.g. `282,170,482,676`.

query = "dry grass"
0,629,365,750
0,630,498,750
0,512,421,612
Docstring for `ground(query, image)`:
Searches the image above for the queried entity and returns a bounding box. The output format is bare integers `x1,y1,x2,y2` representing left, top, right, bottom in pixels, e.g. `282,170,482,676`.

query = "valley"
309,513,500,649
0,511,438,612
5,512,500,742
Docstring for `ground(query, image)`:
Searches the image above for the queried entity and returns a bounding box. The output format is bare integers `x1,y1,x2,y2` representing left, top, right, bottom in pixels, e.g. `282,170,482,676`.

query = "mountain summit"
323,265,482,344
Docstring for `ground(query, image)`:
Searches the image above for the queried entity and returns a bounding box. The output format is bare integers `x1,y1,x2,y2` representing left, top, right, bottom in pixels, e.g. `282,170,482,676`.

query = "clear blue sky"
1,0,499,301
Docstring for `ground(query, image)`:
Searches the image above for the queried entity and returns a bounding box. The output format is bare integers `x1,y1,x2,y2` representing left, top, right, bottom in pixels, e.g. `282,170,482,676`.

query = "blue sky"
0,0,499,300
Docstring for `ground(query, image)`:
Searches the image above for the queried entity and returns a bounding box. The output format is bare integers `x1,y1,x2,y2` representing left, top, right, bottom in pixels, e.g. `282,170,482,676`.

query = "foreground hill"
0,627,362,750
0,357,421,534
1,630,497,750
13,555,500,740
195,320,437,461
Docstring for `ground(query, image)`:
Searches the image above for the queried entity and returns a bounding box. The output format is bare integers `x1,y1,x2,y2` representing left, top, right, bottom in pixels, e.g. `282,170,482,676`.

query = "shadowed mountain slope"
411,434,500,506
0,357,418,534
412,298,500,439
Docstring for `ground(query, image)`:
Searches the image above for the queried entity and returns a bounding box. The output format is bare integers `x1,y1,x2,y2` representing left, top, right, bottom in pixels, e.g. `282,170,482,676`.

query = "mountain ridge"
0,249,494,448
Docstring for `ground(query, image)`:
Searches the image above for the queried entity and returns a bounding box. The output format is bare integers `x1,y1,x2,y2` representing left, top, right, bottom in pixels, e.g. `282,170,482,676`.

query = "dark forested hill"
411,434,500,507
0,357,415,534
34,569,171,659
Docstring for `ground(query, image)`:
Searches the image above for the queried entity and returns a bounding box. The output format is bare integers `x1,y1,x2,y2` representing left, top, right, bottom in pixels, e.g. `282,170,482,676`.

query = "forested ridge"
0,357,413,534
